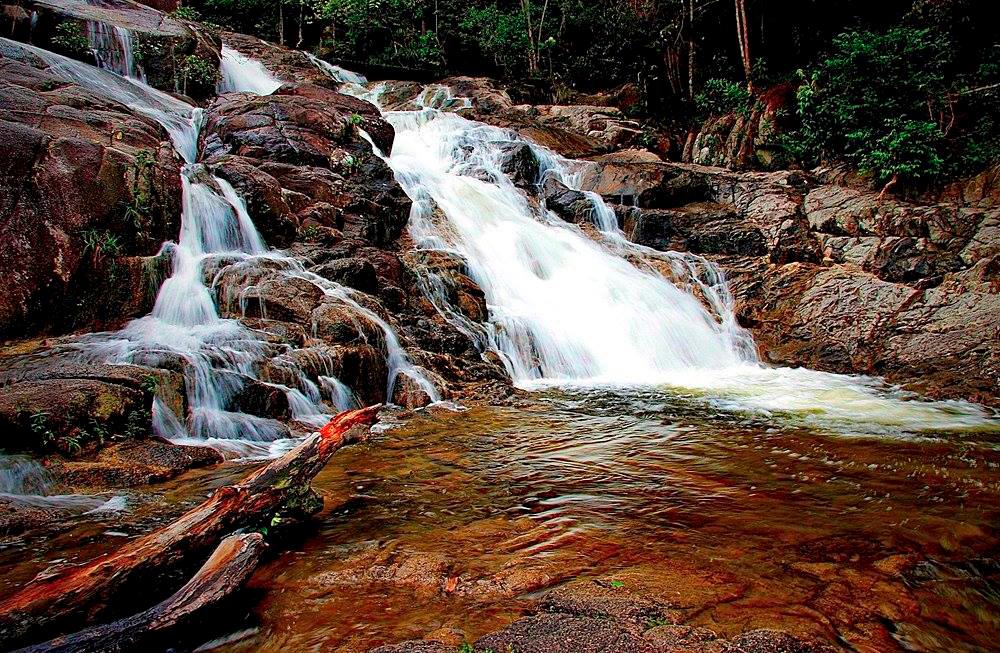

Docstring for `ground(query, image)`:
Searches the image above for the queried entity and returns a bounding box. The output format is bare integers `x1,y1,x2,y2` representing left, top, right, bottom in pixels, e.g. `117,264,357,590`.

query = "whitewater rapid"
347,85,998,435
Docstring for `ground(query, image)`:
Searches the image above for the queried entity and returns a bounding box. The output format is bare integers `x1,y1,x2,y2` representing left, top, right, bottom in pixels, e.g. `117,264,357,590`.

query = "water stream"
0,39,434,461
335,86,996,436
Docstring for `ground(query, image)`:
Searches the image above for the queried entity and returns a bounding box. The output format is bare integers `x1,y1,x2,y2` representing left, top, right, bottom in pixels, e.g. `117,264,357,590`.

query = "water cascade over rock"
218,45,283,95
1,38,436,459
347,83,998,434
85,19,144,81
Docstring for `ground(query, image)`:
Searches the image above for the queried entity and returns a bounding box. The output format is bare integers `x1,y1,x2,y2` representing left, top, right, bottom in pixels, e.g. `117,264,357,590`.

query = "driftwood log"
0,405,380,650
13,533,266,653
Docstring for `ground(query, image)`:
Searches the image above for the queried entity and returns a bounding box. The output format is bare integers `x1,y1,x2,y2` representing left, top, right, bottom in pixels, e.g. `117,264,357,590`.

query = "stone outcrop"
561,150,999,405
202,83,404,247
0,43,182,338
686,83,798,171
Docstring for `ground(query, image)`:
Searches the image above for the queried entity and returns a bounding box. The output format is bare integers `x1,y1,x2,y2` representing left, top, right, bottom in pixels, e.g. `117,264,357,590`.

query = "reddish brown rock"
202,83,410,248
0,47,182,338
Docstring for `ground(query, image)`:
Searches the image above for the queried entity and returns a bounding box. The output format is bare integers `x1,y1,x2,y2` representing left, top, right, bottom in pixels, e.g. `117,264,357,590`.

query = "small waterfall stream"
1,38,436,462
85,19,144,82
218,45,283,94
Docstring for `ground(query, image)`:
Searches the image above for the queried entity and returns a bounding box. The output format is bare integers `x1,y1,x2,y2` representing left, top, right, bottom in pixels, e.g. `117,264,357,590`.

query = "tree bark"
734,0,753,92
12,534,266,653
0,406,381,650
278,1,285,45
687,0,697,100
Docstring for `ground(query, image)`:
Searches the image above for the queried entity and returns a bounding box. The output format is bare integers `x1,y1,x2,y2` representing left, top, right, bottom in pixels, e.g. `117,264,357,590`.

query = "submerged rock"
49,438,222,489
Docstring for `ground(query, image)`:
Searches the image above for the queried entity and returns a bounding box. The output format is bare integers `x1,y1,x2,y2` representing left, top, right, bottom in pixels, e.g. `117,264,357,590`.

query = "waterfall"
86,20,145,82
306,52,368,86
218,45,283,95
363,107,751,384
2,38,435,459
347,83,996,431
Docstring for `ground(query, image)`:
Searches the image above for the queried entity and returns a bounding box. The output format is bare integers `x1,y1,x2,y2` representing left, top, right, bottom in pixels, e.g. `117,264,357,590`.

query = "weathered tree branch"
0,405,381,650
13,533,266,653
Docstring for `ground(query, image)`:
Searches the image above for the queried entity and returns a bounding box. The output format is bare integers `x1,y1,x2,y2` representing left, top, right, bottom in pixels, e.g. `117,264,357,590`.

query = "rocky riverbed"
0,1,997,651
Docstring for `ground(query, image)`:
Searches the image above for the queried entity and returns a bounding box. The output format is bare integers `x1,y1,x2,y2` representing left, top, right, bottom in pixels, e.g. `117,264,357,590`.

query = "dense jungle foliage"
185,0,999,186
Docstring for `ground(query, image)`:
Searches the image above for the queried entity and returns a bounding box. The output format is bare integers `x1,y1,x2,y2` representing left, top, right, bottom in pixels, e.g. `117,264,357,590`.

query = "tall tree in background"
734,0,752,91
687,0,696,99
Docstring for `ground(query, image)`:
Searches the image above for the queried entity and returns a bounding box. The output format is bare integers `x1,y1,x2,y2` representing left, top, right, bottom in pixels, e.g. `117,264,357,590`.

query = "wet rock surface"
375,577,834,653
0,46,182,339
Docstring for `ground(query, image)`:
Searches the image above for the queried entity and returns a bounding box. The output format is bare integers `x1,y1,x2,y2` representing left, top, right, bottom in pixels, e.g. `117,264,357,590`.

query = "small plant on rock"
51,21,89,58
140,374,160,395
58,434,83,457
124,149,156,245
124,409,151,440
170,6,201,21
339,154,361,175
178,54,219,96
299,224,322,242
25,410,56,450
82,230,123,262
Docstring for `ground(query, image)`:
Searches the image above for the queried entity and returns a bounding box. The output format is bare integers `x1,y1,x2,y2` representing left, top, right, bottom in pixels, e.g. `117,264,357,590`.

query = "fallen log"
0,405,380,649
14,533,266,653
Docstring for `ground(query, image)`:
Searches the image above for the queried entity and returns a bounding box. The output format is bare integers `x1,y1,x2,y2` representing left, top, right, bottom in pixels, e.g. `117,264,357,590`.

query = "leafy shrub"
459,4,532,75
51,21,90,58
178,54,219,95
170,6,202,21
695,78,751,117
787,26,995,186
852,119,945,185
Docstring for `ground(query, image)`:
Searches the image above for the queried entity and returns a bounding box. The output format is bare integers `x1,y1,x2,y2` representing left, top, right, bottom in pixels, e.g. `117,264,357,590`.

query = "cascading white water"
364,108,753,383
86,20,144,82
1,38,436,459
0,454,125,512
350,85,997,434
218,45,283,94
306,52,368,86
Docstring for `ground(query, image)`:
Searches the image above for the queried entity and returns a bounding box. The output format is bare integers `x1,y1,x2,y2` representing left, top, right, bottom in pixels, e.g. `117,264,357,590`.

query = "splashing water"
219,45,283,95
2,39,433,457
348,84,998,435
0,456,125,512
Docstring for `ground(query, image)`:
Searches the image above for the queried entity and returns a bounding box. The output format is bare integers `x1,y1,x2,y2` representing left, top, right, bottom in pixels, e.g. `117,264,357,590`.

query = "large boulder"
688,83,798,171
578,154,818,263
0,44,182,338
202,83,410,248
541,177,595,224
624,203,767,257
723,258,999,405
0,355,168,455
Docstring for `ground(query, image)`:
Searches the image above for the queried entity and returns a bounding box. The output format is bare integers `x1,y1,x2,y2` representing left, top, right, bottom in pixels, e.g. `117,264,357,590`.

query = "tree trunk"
278,2,285,46
734,0,753,92
13,534,266,653
296,0,304,49
687,0,697,100
520,0,538,72
0,406,381,650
